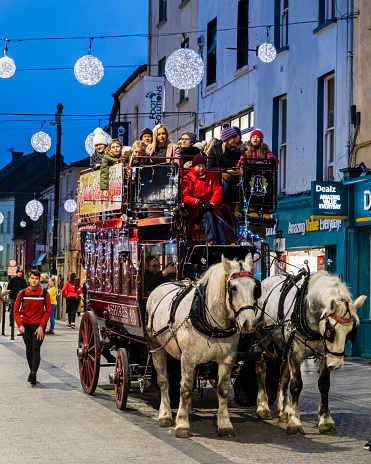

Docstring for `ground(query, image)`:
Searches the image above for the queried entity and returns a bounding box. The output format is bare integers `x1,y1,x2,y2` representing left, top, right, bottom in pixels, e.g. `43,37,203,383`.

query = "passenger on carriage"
128,140,148,166
139,128,153,146
179,131,200,169
100,138,124,197
145,124,181,163
90,127,108,168
182,154,226,245
144,255,177,296
237,129,278,219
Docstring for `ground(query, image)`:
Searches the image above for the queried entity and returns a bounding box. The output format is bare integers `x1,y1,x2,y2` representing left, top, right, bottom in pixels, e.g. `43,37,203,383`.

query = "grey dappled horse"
146,255,258,438
254,271,366,435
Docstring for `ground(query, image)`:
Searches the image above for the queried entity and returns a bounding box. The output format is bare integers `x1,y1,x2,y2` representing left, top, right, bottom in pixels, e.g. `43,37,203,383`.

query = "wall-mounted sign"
287,218,342,236
354,180,371,226
111,122,129,146
311,181,348,220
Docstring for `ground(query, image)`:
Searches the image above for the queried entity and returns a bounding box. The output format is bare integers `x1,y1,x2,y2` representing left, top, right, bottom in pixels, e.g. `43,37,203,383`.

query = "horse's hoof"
319,423,336,434
256,409,272,420
159,417,173,427
279,413,289,423
217,427,235,438
287,425,305,435
175,428,193,438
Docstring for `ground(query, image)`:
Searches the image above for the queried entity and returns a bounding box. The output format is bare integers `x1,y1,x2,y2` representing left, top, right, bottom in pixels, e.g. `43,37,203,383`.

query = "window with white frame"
324,74,335,181
203,109,254,142
279,96,287,191
280,0,289,47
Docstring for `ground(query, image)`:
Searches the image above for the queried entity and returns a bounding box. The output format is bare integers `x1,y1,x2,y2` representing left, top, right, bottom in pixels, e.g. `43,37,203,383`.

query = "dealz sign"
311,181,348,220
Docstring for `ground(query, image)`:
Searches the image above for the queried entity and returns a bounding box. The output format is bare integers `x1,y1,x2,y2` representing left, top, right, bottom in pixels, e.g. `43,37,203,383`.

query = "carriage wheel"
77,311,101,395
114,348,131,410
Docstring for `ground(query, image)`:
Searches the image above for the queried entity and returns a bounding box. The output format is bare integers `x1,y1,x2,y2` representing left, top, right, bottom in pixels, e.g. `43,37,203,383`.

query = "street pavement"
1,313,371,464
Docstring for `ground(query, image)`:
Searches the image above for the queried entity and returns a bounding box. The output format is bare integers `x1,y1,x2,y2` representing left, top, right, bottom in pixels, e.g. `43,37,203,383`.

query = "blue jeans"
201,212,227,244
49,304,57,330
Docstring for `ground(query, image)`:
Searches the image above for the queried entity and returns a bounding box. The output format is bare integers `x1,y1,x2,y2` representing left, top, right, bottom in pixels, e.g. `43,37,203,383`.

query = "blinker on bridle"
227,271,258,317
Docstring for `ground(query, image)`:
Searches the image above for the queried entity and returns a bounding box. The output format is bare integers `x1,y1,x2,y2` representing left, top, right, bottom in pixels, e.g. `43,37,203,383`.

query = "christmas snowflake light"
74,54,104,86
31,131,52,153
20,220,26,228
25,200,44,221
0,55,16,78
0,245,3,251
165,48,204,90
0,212,4,225
64,199,77,212
85,129,111,156
258,43,277,63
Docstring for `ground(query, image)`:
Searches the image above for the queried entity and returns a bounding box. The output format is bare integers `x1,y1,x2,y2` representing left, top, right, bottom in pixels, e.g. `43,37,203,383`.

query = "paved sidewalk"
1,316,371,463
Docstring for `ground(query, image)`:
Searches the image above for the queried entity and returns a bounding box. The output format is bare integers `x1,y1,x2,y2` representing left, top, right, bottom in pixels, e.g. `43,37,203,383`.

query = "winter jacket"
206,140,241,169
90,149,106,168
48,286,58,305
145,143,181,163
62,281,82,299
100,150,122,191
7,275,27,300
13,286,51,329
180,145,201,166
237,143,279,168
182,169,222,220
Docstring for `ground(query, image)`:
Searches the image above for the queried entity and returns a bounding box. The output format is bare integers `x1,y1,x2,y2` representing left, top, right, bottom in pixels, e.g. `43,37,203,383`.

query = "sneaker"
71,323,75,329
45,329,52,334
249,212,259,218
68,324,71,328
27,372,32,382
29,372,36,385
364,439,371,450
263,213,272,219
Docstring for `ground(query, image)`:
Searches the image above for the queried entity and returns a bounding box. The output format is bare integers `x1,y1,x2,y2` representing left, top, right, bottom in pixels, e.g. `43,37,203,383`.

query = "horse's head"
318,295,366,370
222,254,259,334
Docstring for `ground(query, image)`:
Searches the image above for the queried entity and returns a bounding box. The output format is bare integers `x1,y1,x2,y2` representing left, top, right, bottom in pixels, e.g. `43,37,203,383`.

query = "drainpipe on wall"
346,0,354,167
147,0,152,77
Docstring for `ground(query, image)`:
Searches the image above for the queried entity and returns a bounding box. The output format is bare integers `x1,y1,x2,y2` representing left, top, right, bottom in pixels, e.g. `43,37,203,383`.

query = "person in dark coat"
139,128,153,146
179,131,200,169
144,256,176,297
7,267,27,327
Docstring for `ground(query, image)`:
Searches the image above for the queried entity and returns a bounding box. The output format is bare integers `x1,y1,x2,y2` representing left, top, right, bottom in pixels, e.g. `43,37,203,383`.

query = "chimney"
12,151,23,162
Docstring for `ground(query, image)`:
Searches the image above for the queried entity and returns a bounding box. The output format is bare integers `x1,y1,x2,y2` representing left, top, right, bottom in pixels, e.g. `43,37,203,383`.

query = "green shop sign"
354,180,371,226
311,181,348,220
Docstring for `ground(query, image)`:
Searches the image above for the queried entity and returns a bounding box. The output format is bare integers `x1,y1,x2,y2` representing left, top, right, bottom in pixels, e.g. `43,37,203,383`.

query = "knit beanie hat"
192,154,207,167
249,129,264,142
182,131,197,144
193,140,207,152
93,128,108,146
221,123,238,142
140,128,153,140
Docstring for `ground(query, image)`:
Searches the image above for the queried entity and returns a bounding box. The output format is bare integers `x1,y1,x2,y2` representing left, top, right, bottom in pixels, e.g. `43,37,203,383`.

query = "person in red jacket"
182,154,226,245
13,268,51,385
62,273,82,329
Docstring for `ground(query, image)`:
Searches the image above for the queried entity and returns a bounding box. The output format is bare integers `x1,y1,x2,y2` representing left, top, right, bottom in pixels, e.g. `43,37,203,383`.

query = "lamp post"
273,230,286,262
51,103,63,275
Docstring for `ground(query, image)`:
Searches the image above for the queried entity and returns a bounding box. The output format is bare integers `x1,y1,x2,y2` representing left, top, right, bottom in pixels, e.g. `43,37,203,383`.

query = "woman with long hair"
145,124,180,162
46,277,58,334
62,273,82,329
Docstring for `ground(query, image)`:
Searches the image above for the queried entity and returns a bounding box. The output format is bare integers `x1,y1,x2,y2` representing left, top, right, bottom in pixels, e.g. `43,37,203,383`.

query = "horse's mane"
199,259,250,307
307,271,359,322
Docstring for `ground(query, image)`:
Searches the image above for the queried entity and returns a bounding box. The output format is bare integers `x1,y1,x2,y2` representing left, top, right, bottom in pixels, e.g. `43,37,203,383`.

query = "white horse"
254,271,366,435
146,255,259,438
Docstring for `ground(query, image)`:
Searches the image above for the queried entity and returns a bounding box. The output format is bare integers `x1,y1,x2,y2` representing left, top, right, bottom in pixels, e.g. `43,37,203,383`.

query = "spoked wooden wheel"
77,311,101,395
114,348,131,410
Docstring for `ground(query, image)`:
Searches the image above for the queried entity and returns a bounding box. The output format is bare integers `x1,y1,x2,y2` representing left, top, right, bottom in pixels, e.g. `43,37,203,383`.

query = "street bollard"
1,300,5,336
10,315,14,340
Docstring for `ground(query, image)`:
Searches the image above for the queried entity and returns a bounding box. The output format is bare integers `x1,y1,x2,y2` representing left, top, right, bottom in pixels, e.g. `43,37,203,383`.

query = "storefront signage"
288,218,342,236
111,122,129,146
354,180,371,225
311,181,348,220
78,163,123,215
143,76,165,128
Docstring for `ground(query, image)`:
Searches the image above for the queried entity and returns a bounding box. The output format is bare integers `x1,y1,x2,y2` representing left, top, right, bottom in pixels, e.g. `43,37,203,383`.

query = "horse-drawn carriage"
76,157,365,438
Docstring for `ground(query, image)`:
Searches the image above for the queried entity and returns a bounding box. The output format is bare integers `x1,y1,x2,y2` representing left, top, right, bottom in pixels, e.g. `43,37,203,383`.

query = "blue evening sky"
0,0,148,168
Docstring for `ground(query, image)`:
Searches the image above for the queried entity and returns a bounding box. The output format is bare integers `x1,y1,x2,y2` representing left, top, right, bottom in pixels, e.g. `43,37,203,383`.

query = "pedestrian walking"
13,269,51,385
45,277,58,334
7,267,27,329
62,273,82,329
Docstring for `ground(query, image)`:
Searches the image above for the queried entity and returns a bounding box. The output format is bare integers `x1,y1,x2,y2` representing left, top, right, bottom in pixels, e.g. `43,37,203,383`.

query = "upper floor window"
159,0,167,23
237,0,249,69
319,0,336,24
6,211,11,234
278,96,287,192
158,57,166,77
207,18,217,86
324,74,335,181
281,0,289,47
203,108,254,142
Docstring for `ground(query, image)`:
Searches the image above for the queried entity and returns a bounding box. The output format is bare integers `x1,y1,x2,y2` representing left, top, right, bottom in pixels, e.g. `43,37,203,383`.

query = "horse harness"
263,271,356,359
147,270,260,351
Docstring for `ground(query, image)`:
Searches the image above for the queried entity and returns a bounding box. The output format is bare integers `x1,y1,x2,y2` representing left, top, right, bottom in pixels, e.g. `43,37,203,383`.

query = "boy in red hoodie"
13,269,51,385
182,154,226,245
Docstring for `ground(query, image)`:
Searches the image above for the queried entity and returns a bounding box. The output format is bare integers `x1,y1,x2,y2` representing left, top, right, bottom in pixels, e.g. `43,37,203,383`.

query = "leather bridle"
227,271,258,318
321,306,354,357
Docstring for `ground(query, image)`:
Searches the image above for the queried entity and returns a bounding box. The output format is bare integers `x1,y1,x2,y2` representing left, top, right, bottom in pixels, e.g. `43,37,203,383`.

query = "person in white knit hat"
90,128,108,168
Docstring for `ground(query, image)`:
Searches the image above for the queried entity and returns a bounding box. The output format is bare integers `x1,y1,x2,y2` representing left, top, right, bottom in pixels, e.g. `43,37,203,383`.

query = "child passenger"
100,139,123,197
129,140,147,166
90,128,108,168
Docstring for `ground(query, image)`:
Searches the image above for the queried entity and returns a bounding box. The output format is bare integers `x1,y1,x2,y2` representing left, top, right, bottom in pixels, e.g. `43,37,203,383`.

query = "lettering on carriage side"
106,303,138,326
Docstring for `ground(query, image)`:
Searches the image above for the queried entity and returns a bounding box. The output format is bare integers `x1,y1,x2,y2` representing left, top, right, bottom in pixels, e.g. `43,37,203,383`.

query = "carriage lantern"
273,230,285,262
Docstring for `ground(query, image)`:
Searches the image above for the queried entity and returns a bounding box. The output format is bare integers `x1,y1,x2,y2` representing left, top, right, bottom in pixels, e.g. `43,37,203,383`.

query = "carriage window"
143,242,177,297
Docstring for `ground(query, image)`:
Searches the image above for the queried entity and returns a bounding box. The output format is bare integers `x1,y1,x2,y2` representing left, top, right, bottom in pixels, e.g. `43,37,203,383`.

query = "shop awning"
31,253,47,266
